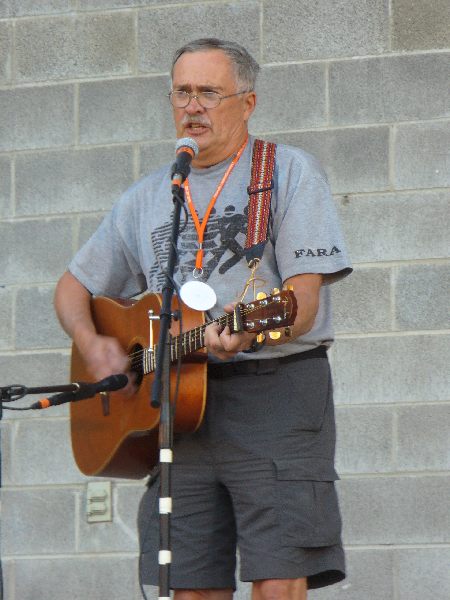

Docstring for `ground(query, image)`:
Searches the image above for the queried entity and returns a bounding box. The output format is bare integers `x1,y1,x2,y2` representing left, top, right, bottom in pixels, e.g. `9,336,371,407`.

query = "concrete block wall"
0,1,448,598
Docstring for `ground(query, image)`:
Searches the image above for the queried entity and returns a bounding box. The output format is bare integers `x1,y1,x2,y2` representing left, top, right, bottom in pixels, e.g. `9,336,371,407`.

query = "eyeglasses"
167,90,250,109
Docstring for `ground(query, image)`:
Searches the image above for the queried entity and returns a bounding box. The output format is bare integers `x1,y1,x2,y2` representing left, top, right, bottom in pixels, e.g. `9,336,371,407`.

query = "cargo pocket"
274,457,342,547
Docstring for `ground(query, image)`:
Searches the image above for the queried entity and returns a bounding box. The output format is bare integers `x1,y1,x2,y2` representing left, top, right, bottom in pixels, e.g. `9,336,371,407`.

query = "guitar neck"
141,313,233,375
137,289,296,376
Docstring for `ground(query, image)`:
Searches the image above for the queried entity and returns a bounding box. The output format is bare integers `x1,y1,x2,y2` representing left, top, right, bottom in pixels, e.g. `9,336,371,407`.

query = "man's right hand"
75,332,136,396
54,271,136,395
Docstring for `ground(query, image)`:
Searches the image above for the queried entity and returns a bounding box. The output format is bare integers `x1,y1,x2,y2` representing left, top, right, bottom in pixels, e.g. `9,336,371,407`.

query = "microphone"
171,137,199,189
31,374,129,409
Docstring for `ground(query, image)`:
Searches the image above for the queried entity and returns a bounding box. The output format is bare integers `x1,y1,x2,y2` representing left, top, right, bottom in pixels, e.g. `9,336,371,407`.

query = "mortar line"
133,143,140,181
335,329,450,339
388,0,393,53
259,0,264,65
392,403,399,472
10,153,16,218
133,7,139,76
73,82,80,146
10,16,16,87
389,123,396,190
324,61,330,125
390,264,397,331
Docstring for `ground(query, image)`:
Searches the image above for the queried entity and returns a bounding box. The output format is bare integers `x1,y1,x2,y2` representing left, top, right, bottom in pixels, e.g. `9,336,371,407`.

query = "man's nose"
185,95,205,114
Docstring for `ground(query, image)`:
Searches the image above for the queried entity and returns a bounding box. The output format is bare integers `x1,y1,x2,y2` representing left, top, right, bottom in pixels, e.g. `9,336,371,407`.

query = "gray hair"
171,38,260,91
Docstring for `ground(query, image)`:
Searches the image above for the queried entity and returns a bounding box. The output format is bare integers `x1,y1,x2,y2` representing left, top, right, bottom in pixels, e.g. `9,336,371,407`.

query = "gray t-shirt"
69,136,352,360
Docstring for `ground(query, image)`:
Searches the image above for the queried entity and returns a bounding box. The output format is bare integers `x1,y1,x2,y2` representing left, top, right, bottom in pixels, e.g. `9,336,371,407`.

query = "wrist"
243,335,266,354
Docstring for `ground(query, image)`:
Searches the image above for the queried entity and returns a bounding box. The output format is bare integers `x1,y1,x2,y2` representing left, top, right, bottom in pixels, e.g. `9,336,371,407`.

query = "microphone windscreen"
175,137,199,157
105,374,129,391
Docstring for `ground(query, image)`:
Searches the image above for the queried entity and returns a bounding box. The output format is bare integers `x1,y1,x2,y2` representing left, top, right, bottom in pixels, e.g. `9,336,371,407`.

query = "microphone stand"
151,182,186,600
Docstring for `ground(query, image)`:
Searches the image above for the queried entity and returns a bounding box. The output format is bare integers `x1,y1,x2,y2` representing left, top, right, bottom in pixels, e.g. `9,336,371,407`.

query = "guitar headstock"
240,289,297,334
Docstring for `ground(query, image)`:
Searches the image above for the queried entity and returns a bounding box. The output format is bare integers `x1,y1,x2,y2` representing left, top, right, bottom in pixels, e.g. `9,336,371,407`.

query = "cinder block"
0,22,11,83
396,404,450,471
16,13,135,82
138,3,260,73
0,559,13,600
336,190,450,263
77,214,108,249
0,287,13,350
309,549,394,600
335,406,394,474
16,146,134,216
394,264,450,330
1,488,77,554
139,140,175,177
395,122,450,189
271,127,390,194
251,64,326,133
332,334,450,405
330,54,450,125
11,418,85,485
10,556,137,600
0,421,12,486
0,352,70,419
0,157,11,218
15,286,70,349
263,0,388,61
392,0,450,50
79,77,174,144
339,475,450,544
0,219,74,285
78,483,142,553
396,547,450,600
0,1,75,18
0,85,73,151
332,267,391,333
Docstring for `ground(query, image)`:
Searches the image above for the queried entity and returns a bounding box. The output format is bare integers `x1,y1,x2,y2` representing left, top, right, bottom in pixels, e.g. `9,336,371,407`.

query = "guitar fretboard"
141,312,235,375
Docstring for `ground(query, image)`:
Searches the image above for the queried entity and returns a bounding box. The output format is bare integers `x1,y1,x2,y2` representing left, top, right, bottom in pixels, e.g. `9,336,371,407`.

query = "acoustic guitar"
70,290,297,479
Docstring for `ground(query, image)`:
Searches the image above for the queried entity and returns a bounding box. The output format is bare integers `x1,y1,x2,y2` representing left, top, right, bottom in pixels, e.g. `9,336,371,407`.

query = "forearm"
265,273,322,346
54,271,96,349
54,271,130,381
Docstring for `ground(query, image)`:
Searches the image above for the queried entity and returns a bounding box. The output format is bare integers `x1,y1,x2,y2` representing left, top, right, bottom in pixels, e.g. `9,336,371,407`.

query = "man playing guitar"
54,38,352,600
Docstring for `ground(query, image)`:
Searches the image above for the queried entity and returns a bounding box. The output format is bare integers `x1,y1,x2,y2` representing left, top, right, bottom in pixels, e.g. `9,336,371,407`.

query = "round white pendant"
179,280,217,311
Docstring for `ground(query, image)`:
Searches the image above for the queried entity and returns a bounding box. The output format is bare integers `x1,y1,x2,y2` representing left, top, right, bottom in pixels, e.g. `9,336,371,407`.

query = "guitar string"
125,308,251,363
126,299,290,373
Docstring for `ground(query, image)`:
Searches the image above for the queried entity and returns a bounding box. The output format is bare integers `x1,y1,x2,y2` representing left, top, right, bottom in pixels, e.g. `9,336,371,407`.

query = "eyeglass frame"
167,89,252,109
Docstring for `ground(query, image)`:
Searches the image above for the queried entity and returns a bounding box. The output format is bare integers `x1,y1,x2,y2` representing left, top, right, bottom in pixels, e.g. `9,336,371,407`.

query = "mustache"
181,115,211,127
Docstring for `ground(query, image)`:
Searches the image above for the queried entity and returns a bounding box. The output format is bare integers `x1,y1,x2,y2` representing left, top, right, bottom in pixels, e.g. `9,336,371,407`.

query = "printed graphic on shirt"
148,206,248,290
294,246,341,258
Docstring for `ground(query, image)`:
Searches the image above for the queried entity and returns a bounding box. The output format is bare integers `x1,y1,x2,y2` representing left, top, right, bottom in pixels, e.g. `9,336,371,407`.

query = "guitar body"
70,293,207,479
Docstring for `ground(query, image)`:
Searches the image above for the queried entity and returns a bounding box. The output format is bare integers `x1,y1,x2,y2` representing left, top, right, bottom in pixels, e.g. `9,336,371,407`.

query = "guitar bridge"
100,391,110,416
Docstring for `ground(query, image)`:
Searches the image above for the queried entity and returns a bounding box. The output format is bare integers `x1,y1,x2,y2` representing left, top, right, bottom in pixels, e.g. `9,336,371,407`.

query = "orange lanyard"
184,137,248,276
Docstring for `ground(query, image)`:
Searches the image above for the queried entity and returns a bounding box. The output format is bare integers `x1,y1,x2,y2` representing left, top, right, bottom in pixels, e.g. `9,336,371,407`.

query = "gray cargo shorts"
138,347,346,590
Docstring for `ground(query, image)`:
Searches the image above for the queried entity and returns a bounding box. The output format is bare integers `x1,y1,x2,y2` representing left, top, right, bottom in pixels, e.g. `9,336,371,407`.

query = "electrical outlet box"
86,481,112,523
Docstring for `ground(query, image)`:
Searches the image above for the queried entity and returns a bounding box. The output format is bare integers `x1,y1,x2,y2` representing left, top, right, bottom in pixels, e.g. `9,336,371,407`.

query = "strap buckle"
247,180,274,195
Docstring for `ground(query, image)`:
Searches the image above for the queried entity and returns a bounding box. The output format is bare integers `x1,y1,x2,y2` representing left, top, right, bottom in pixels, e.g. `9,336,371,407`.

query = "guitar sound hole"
130,343,144,387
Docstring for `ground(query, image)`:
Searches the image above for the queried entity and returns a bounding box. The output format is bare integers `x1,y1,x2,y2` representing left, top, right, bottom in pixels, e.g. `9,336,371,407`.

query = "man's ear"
243,91,257,121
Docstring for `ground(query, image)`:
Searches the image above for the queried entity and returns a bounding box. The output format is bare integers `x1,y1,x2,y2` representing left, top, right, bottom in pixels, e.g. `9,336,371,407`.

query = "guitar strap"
244,138,277,267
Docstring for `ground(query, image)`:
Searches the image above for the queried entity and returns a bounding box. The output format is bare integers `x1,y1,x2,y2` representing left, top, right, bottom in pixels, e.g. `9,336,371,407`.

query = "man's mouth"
182,118,211,133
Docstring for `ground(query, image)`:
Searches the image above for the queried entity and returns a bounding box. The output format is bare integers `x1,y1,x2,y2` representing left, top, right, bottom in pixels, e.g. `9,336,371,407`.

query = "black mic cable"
30,374,128,410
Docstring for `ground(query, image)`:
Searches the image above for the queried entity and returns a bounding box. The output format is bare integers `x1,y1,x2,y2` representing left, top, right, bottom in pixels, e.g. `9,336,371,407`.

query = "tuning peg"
256,292,267,300
256,333,266,343
283,284,294,291
268,330,281,340
284,327,292,337
271,287,280,295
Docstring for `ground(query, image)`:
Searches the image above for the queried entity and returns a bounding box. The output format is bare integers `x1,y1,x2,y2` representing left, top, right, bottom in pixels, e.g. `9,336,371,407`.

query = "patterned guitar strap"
243,138,277,284
233,138,278,345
